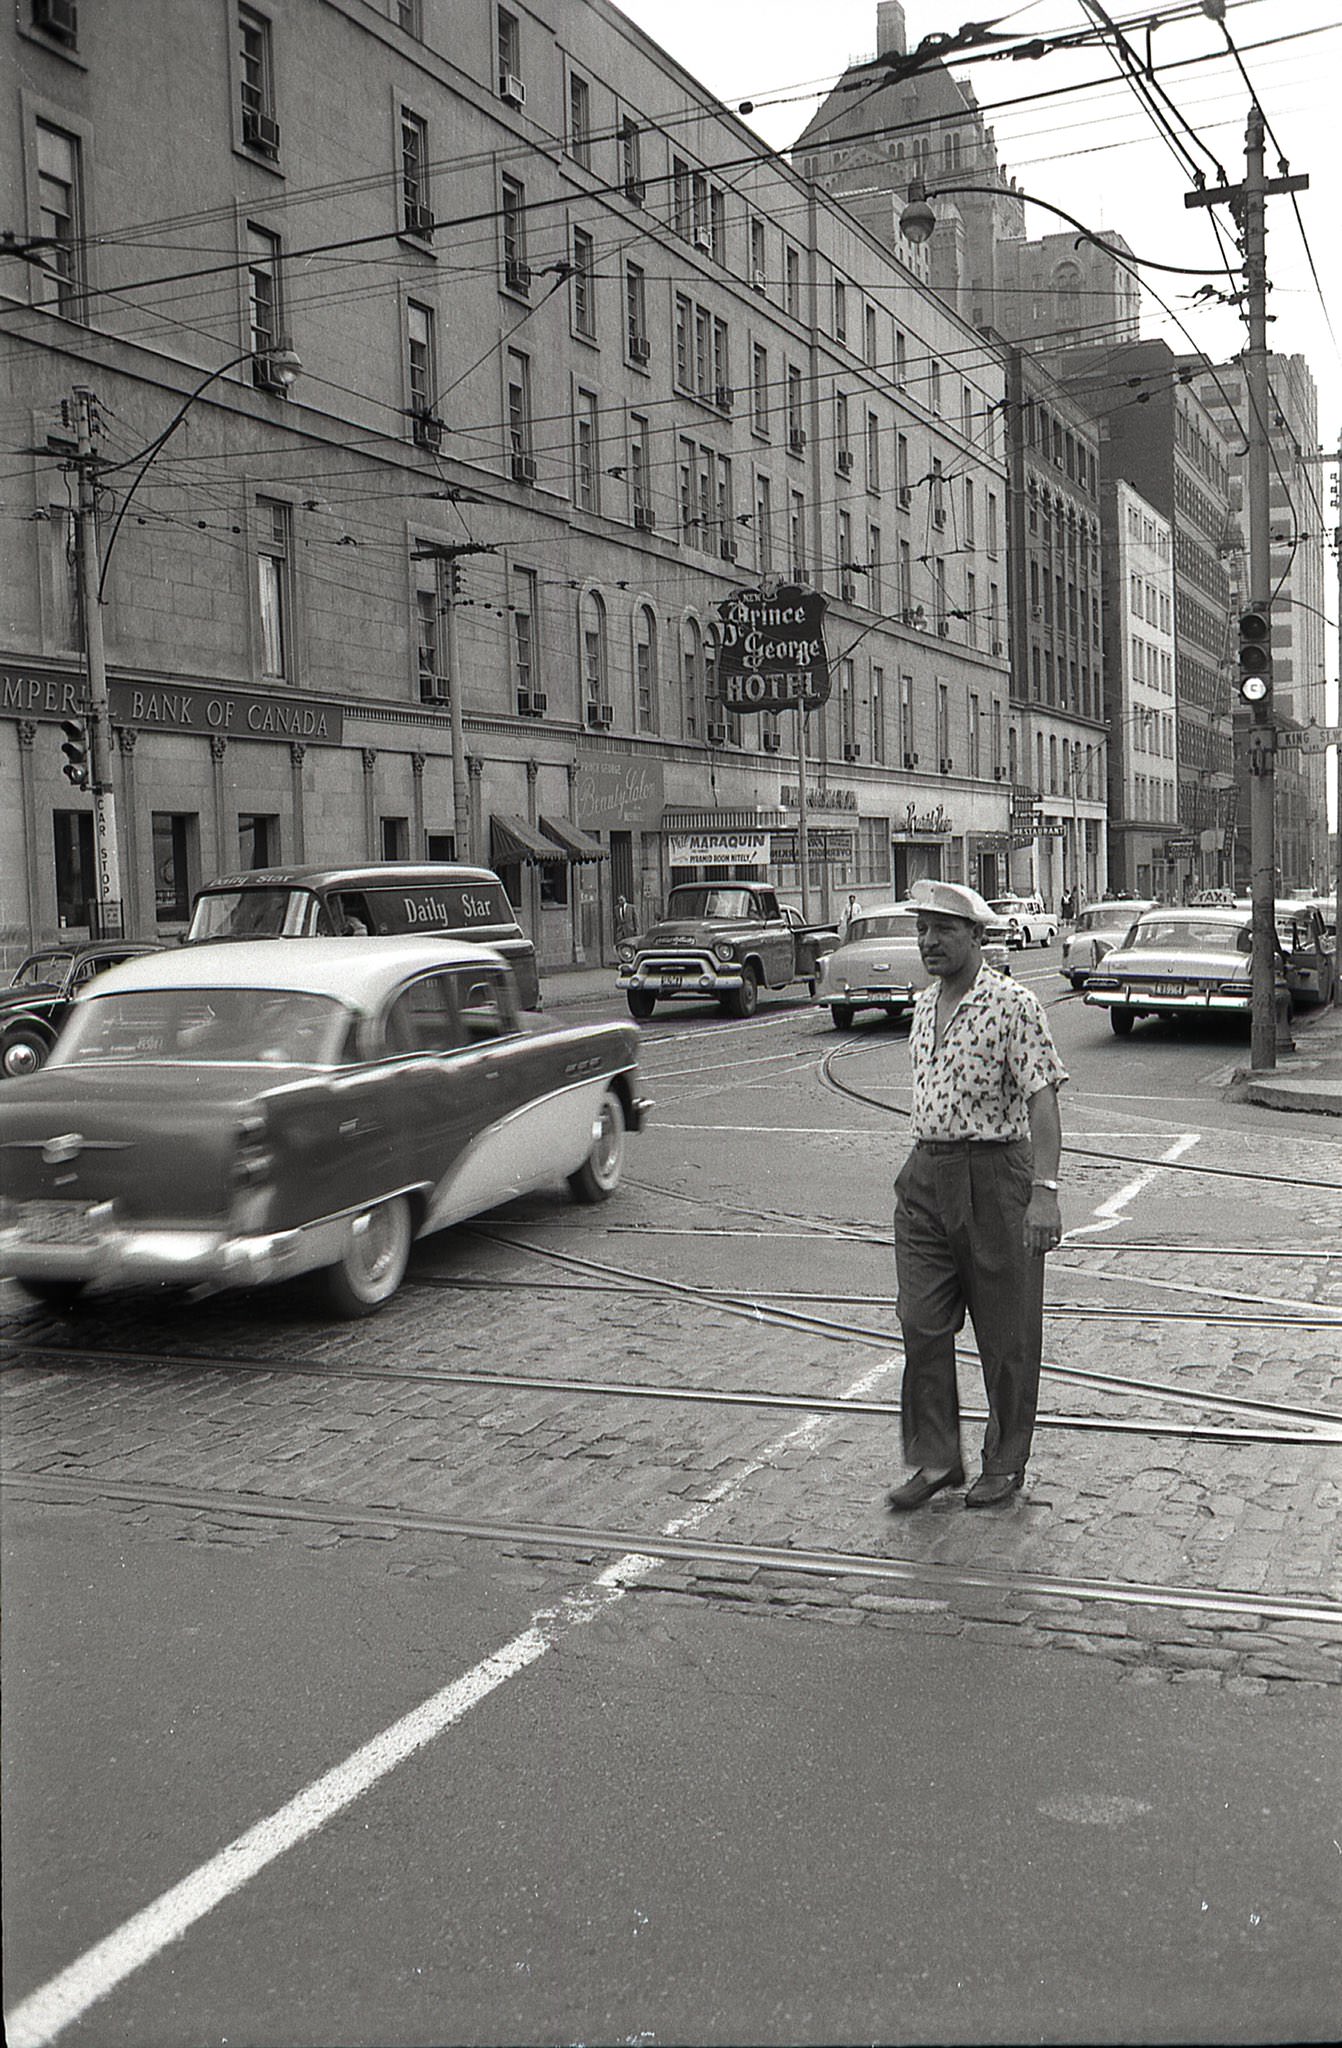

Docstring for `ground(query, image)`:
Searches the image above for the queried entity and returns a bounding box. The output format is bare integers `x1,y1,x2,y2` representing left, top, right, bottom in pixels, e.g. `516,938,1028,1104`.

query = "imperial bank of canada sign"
713,584,831,712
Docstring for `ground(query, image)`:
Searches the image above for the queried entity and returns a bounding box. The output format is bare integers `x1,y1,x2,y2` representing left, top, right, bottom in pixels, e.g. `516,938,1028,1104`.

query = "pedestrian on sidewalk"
886,879,1068,1512
614,895,639,942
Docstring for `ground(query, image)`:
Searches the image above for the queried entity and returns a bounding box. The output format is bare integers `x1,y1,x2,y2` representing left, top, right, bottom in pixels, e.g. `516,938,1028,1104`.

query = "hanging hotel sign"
713,584,831,712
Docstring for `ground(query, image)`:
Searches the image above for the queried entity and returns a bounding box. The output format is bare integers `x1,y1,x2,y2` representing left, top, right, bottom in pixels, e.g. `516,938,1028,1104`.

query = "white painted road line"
1064,1132,1202,1242
6,1356,901,2048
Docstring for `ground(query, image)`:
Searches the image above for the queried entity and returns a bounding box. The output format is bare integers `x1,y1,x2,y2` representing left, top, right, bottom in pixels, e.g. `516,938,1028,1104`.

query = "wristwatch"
1032,1177,1060,1192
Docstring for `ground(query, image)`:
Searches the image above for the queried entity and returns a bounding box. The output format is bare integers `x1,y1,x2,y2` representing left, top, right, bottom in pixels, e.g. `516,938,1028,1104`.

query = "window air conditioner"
404,200,434,239
252,352,292,394
991,638,1003,655
714,384,734,412
841,579,856,602
939,757,954,774
843,742,861,762
762,731,782,753
898,486,912,508
624,177,646,206
529,691,546,716
720,538,739,563
504,258,531,294
937,619,950,638
788,429,806,455
752,270,768,293
707,722,729,745
629,335,652,364
693,228,713,252
419,675,450,703
836,448,854,476
242,109,281,155
511,452,537,484
412,412,444,450
598,704,613,728
633,506,656,532
903,751,919,769
500,74,527,109
932,507,947,529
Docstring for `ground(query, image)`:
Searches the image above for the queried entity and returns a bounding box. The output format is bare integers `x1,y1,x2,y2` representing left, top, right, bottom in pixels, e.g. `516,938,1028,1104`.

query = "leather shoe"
885,1465,965,1512
964,1470,1023,1508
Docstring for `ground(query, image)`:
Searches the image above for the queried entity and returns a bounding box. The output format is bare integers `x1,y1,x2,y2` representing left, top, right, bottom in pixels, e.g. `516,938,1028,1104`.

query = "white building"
1101,481,1178,897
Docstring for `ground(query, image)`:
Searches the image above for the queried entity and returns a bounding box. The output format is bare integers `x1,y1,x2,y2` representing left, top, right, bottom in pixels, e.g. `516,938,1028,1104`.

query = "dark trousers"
893,1139,1045,1476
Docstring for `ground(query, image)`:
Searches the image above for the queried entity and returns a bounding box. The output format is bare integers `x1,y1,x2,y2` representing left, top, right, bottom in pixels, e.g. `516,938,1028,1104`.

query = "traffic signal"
1236,609,1271,705
59,718,89,787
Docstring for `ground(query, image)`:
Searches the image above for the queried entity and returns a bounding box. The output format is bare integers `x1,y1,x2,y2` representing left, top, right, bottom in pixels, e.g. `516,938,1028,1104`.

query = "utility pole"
411,540,495,863
1186,108,1307,1070
70,387,124,937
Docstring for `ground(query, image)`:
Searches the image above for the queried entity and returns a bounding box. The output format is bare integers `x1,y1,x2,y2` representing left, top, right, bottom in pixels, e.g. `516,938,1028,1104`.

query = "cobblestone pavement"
4,1001,1340,1695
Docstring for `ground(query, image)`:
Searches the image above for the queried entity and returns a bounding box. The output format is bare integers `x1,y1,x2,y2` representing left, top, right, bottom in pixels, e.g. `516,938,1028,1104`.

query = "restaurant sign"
713,584,831,711
667,831,769,865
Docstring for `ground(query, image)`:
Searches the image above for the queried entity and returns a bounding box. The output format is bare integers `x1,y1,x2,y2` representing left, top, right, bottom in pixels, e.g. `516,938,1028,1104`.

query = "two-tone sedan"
1083,905,1274,1035
0,939,649,1317
1059,899,1155,989
815,902,1011,1029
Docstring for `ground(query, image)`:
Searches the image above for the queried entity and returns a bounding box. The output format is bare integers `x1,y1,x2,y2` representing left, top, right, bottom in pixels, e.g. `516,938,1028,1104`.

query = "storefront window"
53,810,95,928
153,812,196,924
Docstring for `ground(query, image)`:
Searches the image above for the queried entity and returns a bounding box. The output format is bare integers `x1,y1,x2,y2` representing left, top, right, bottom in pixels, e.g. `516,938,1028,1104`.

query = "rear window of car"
850,915,918,942
53,989,351,1066
1128,920,1250,954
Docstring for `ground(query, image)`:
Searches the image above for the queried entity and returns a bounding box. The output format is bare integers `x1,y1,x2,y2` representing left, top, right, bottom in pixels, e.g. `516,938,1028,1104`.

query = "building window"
53,810,94,928
786,364,804,450
496,6,521,91
870,665,885,765
45,503,81,649
571,225,596,337
635,604,658,732
865,410,880,492
256,498,292,678
755,473,773,573
834,390,849,467
681,617,704,740
624,261,648,362
400,109,432,237
406,300,436,435
929,359,943,414
899,673,914,764
512,567,537,699
969,694,981,778
986,492,999,556
246,222,283,377
894,329,908,386
750,216,767,288
568,71,592,166
864,302,878,366
153,813,196,925
965,571,977,646
238,5,279,157
868,525,882,610
582,590,608,718
381,817,410,862
837,509,853,596
34,121,83,314
574,388,599,513
936,682,950,766
897,433,909,504
789,490,806,579
784,243,801,318
395,0,423,36
506,349,532,463
751,341,769,435
416,578,445,694
619,116,643,200
964,478,976,548
629,413,651,525
500,175,528,290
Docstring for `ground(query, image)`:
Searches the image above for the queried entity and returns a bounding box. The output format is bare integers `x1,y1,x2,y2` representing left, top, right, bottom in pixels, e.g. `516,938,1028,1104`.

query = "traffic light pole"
72,387,123,937
1187,110,1307,1070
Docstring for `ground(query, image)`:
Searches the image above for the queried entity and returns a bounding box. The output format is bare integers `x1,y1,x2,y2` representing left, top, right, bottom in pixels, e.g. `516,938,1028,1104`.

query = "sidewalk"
1234,999,1342,1117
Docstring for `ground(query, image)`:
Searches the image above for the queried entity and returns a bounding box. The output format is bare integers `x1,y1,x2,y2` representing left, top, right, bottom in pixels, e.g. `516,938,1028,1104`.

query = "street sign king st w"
713,584,831,711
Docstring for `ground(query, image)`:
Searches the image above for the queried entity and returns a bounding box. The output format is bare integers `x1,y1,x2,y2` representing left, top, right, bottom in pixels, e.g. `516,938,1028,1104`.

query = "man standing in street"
614,895,639,943
887,879,1068,1511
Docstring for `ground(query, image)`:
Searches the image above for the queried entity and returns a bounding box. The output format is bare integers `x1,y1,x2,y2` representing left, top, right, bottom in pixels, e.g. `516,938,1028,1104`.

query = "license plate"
659,971,684,986
1152,982,1186,997
11,1199,102,1244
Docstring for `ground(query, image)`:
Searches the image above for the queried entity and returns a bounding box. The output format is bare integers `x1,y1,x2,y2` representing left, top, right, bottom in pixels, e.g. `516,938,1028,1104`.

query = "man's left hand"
1024,1187,1062,1256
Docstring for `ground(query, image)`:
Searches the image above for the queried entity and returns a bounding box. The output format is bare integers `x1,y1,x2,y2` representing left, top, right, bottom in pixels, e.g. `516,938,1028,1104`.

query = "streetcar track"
9,1287,1340,1440
4,1470,1338,1631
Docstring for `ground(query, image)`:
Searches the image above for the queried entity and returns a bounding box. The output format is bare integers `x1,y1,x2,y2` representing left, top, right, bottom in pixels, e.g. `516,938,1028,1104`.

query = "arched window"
634,604,658,734
581,589,608,726
681,616,704,740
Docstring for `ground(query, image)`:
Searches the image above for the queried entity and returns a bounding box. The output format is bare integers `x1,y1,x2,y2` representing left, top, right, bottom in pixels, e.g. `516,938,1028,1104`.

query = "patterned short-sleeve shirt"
908,965,1068,1140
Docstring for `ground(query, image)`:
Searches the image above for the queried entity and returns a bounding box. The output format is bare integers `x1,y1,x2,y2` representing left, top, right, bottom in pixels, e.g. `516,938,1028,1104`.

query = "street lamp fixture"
897,180,1226,277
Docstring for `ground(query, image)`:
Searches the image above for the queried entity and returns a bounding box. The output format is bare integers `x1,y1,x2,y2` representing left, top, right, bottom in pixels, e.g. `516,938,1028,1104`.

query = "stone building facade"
3,0,1015,965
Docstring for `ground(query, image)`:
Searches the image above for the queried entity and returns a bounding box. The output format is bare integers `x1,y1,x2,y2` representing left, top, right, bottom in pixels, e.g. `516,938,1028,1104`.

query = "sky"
617,0,1342,746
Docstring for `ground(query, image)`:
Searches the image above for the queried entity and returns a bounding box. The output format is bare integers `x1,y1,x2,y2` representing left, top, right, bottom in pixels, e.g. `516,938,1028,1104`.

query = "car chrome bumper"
1084,988,1248,1014
818,986,915,1008
618,966,741,996
0,1209,354,1292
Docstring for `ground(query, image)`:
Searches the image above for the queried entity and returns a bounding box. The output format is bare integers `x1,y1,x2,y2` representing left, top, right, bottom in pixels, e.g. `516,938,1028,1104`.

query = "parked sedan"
1083,906,1280,1035
1059,899,1156,989
988,894,1059,948
814,902,1011,1029
0,939,649,1317
0,943,160,1078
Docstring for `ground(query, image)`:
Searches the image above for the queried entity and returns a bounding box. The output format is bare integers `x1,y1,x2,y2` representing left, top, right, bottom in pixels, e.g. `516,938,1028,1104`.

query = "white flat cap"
910,879,996,925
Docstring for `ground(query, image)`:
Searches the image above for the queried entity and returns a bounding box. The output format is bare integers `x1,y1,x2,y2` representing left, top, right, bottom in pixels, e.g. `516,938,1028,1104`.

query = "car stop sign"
713,583,831,712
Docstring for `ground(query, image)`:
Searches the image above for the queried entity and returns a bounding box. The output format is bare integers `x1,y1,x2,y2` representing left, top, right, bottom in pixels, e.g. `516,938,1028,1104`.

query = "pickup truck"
617,884,837,1019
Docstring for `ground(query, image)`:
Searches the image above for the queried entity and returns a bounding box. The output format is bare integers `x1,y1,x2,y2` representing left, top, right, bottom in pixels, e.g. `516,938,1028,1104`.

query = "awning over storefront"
539,814,606,862
491,813,566,865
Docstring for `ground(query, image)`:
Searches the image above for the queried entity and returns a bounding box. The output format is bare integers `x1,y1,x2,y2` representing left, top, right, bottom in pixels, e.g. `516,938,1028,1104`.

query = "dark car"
0,943,160,1078
0,938,649,1317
